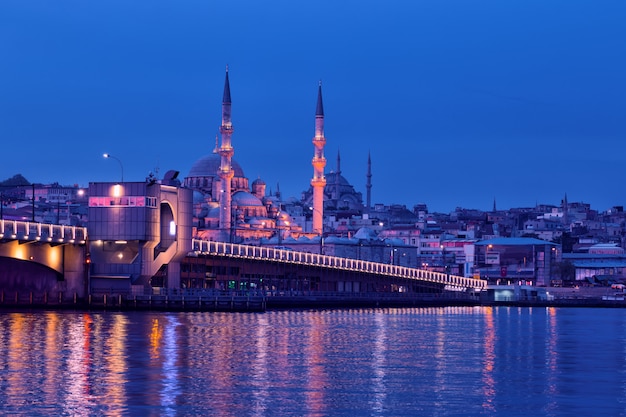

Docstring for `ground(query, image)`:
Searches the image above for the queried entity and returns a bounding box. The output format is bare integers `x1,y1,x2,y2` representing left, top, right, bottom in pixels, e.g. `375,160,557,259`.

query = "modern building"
474,237,559,286
87,173,192,293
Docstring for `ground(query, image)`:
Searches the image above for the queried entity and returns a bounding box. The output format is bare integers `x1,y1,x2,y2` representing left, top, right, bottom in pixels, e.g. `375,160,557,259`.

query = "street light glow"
103,153,124,182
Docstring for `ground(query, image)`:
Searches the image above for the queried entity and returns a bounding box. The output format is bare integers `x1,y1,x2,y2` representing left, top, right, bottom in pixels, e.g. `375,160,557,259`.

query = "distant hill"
0,174,30,186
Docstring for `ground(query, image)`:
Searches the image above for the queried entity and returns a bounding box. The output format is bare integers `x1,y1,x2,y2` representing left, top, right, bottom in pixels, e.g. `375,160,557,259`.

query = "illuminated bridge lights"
0,220,88,246
191,239,487,291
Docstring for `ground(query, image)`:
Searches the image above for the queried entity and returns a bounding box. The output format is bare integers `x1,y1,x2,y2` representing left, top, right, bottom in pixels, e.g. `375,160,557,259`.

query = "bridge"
190,240,486,293
0,219,87,245
0,220,486,308
0,220,88,303
0,220,87,275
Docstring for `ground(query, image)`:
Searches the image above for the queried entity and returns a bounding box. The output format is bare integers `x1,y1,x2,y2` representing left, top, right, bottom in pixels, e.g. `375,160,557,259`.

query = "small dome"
383,237,406,246
325,172,351,186
325,236,342,244
206,206,220,219
187,153,245,179
249,218,269,226
353,227,379,241
232,191,264,207
193,191,206,204
252,177,266,186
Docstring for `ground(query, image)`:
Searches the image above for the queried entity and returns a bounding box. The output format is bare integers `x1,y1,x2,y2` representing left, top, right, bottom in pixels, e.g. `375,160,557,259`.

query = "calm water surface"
0,307,625,416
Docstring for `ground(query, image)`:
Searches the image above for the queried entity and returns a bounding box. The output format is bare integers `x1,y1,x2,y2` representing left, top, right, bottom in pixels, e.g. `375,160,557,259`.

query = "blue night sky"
1,0,624,213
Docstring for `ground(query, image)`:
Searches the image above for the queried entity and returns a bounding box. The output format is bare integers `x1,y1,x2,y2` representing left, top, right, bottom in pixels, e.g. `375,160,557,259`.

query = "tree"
551,231,575,253
0,174,30,187
555,260,576,282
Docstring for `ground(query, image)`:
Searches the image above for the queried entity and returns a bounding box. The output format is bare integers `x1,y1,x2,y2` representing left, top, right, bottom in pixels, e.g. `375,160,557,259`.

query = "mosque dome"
187,153,245,178
233,191,264,207
251,177,266,187
353,227,379,241
325,172,351,186
206,205,220,220
249,218,268,227
192,190,206,204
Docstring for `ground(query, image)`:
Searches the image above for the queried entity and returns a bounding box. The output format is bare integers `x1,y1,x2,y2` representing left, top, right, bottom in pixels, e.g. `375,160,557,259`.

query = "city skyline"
1,1,624,213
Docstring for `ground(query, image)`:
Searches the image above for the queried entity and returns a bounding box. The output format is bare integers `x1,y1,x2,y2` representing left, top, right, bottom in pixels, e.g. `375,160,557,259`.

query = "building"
87,173,192,293
183,68,301,243
474,237,559,286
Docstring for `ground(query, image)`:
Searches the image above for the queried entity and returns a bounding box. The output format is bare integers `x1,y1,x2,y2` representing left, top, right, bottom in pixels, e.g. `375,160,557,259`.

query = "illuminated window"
169,221,176,236
89,195,157,208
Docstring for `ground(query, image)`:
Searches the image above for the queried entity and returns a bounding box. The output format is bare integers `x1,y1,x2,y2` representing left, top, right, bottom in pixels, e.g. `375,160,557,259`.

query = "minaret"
218,66,235,241
562,193,569,226
311,81,326,235
335,149,341,201
366,151,372,213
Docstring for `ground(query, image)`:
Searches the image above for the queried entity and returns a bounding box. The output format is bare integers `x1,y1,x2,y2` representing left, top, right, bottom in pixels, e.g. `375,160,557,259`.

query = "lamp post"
486,244,493,282
440,244,448,275
276,211,282,245
103,153,124,182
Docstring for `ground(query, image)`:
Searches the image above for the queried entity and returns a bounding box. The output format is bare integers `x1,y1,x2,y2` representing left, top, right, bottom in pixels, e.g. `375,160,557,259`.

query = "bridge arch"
0,256,62,293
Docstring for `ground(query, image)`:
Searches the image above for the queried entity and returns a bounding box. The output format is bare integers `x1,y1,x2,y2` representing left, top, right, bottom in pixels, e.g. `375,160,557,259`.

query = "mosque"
183,68,372,245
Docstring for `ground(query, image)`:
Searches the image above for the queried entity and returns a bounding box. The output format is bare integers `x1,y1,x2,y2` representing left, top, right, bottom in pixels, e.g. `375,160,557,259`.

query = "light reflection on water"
0,307,625,416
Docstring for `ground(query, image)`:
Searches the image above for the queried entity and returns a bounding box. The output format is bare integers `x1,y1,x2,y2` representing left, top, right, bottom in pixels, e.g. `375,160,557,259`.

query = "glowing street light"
103,153,124,182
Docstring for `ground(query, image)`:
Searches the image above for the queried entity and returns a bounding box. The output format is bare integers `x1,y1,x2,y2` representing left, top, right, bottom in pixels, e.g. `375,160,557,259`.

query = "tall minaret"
562,193,569,226
218,66,234,241
311,81,326,235
366,151,372,213
335,149,341,201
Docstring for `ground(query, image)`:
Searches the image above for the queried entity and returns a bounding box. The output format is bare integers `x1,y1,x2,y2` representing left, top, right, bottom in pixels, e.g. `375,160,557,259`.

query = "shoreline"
0,287,625,312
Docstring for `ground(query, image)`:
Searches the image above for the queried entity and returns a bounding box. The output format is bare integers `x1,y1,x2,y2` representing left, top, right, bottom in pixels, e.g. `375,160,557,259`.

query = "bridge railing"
0,220,87,244
191,239,486,291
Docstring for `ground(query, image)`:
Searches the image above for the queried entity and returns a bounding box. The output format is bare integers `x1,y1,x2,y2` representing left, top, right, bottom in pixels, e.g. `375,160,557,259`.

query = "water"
0,307,625,416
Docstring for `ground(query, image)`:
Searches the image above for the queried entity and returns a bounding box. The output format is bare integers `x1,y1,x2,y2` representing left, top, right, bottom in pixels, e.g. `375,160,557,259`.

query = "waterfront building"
474,237,559,286
563,244,626,285
87,173,192,292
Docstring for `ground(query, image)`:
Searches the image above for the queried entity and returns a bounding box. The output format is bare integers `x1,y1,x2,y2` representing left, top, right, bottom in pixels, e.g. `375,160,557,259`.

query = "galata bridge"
0,218,485,311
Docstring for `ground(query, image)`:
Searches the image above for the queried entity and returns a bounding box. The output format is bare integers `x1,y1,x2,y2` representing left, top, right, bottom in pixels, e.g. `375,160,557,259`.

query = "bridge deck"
0,220,87,244
191,239,486,291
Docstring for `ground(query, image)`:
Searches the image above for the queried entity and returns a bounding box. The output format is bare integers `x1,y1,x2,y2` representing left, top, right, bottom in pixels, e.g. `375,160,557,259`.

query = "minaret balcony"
312,137,326,146
311,158,326,172
219,149,234,158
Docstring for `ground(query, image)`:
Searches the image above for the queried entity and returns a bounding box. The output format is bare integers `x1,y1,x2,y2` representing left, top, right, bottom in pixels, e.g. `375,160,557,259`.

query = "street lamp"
440,244,448,274
103,153,124,182
482,243,494,282
276,211,283,245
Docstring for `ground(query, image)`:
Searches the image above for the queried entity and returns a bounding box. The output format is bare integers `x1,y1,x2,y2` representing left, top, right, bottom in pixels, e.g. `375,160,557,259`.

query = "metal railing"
0,220,87,244
191,239,487,291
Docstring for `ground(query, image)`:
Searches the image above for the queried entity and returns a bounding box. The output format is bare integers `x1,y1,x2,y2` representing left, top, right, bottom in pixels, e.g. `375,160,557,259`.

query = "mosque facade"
183,69,371,245
183,69,302,243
